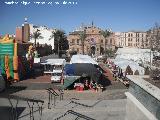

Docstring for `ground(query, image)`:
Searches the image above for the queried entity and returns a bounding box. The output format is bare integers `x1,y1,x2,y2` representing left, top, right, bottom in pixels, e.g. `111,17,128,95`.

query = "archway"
91,46,96,56
100,46,104,55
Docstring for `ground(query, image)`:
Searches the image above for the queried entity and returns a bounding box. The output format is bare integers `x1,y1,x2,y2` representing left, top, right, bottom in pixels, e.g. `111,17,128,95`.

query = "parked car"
0,75,5,92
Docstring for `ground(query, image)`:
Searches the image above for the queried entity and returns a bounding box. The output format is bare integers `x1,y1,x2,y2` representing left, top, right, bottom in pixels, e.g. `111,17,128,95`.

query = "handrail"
68,110,95,120
8,95,44,120
46,88,59,96
46,88,64,109
54,110,95,120
9,95,44,103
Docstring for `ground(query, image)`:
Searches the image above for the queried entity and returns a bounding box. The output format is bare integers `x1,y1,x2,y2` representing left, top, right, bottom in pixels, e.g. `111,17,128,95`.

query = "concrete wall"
126,75,160,120
125,93,149,120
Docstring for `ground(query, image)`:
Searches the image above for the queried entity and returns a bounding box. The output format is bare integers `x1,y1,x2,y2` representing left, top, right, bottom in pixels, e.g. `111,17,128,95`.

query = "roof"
64,63,101,82
113,58,145,75
70,55,98,65
41,59,66,65
115,48,154,63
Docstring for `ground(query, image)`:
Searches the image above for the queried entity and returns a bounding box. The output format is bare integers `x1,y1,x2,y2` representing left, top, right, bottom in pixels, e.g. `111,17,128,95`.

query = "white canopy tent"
40,59,66,74
70,55,98,65
115,47,153,64
113,58,145,75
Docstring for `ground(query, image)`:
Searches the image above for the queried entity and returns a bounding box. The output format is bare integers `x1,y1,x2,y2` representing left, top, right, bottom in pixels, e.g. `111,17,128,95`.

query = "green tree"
100,29,112,54
144,67,150,75
30,29,43,48
105,49,114,57
50,29,69,57
125,65,133,75
134,70,139,75
79,29,87,55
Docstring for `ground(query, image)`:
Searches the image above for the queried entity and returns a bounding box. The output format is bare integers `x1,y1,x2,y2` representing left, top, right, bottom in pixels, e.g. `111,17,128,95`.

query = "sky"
0,0,160,35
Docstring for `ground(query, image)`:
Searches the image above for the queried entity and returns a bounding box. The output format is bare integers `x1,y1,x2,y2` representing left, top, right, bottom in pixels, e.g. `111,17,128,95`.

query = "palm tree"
79,29,87,55
50,29,68,57
100,29,111,55
30,29,43,48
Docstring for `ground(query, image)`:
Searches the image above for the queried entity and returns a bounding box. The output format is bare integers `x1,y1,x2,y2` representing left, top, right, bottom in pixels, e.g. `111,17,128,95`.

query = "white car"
0,75,5,92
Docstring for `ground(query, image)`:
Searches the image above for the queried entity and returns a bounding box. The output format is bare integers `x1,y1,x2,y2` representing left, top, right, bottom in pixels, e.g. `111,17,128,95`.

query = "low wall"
125,75,160,120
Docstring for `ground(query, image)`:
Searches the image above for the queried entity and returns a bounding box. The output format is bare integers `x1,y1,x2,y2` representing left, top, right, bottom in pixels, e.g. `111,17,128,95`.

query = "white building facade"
29,24,56,49
115,31,149,48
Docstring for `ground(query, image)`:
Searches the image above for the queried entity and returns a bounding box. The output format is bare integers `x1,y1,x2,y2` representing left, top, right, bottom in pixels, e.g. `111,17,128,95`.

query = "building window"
142,34,143,37
97,48,99,51
77,39,80,45
77,48,79,52
110,39,112,44
131,34,133,37
131,38,132,41
72,39,75,45
128,38,130,41
70,41,72,46
101,39,103,43
128,34,130,37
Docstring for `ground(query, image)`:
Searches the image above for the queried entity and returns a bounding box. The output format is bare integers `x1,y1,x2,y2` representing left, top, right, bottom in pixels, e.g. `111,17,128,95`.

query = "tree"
148,23,160,52
147,23,160,72
134,70,139,75
105,49,114,57
79,29,87,55
144,67,150,75
100,29,112,55
125,65,133,75
50,29,69,57
30,29,43,48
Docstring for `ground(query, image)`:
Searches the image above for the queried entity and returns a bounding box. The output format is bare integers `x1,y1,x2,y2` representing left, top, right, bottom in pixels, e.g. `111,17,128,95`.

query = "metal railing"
46,88,64,109
54,110,95,120
8,95,44,120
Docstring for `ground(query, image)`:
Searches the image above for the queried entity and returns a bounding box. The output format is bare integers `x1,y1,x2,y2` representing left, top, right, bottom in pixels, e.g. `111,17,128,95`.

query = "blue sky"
0,0,160,35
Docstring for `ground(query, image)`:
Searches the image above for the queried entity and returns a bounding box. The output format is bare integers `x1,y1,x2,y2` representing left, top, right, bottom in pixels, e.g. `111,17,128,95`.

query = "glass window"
72,39,75,45
97,48,99,51
110,39,112,43
77,39,79,45
128,34,130,37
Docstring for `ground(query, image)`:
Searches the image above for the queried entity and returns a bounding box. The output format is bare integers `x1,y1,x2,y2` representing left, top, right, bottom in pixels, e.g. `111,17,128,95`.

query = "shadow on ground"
0,86,27,98
0,106,25,120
